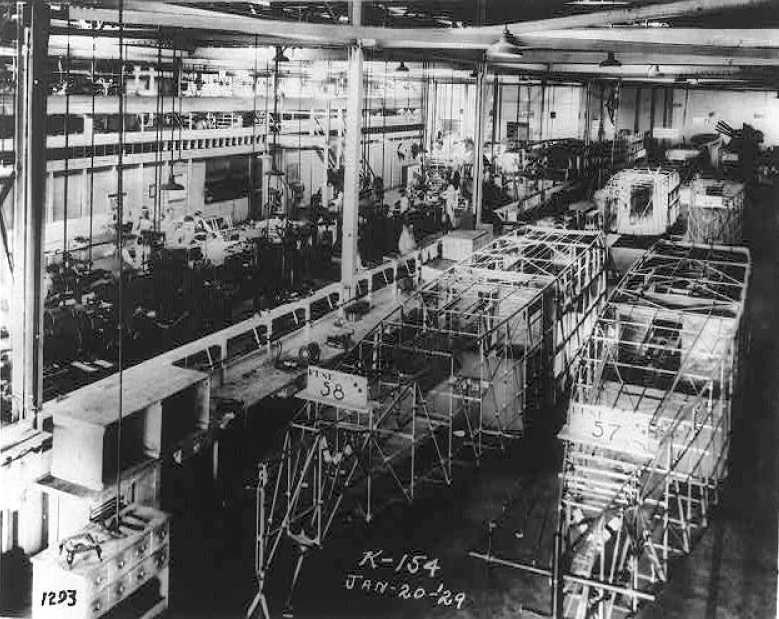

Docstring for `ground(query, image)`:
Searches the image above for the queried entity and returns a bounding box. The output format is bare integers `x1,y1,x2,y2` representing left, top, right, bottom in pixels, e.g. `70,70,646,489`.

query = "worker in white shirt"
121,235,143,271
398,218,417,255
397,190,410,215
136,209,153,235
176,216,197,247
444,182,459,229
160,207,177,243
135,209,154,262
329,189,344,215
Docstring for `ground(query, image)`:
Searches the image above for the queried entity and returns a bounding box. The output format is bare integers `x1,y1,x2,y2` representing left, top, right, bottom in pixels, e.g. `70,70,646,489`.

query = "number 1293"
41,590,76,607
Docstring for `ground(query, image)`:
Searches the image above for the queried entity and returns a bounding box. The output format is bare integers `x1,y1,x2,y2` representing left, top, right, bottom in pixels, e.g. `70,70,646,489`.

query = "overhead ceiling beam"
504,50,779,65
491,62,769,76
526,27,779,48
37,33,779,67
69,0,774,50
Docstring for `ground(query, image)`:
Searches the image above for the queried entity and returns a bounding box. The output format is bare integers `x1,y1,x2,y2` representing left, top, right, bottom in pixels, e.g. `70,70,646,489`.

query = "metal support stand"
247,463,271,619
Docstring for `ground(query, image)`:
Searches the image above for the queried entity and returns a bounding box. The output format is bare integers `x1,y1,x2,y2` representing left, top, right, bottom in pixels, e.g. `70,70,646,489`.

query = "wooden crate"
441,229,491,261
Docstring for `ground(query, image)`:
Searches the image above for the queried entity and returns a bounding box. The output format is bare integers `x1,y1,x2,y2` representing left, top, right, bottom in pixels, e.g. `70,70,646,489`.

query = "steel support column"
340,35,364,298
473,61,487,226
10,0,49,426
322,100,331,204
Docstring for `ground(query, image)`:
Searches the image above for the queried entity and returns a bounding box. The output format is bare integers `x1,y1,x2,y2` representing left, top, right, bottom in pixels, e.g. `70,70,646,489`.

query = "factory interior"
1,0,779,617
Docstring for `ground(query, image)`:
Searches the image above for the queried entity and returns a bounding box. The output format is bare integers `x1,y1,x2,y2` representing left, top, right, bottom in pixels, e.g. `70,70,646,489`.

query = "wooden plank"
44,362,207,427
214,282,407,407
70,0,773,49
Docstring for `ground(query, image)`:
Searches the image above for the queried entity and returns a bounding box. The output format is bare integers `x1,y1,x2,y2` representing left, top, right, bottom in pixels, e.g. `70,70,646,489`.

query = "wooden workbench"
213,283,410,407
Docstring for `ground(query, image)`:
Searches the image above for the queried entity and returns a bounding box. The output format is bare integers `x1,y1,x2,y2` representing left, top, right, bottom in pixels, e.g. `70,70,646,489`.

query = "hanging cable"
63,7,71,266
271,50,281,219
87,27,96,263
177,48,183,166
514,79,520,146
114,0,126,530
447,67,453,160
525,81,531,142
297,57,302,208
381,60,386,196
362,54,369,195
306,63,313,207
153,35,162,230
609,80,622,171
264,59,271,232
250,35,258,218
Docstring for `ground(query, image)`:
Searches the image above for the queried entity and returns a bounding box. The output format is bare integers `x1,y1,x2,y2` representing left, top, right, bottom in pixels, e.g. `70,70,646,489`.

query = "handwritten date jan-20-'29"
344,574,467,610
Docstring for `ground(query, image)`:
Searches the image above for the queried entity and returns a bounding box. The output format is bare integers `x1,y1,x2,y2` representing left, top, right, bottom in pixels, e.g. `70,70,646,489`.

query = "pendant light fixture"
161,48,184,191
395,60,410,73
599,51,622,68
487,26,523,57
161,161,184,191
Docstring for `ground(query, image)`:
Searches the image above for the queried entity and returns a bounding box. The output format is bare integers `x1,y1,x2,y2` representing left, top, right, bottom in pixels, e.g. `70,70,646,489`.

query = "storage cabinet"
31,505,169,619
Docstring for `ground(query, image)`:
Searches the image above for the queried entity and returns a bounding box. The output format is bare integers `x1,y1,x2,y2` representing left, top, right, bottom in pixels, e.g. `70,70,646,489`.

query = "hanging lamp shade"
487,27,523,57
274,46,290,63
161,161,184,191
599,51,622,68
395,61,410,73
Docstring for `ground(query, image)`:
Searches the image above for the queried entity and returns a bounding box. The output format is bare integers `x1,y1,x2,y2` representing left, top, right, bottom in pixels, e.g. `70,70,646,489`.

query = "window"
47,114,84,136
205,155,249,203
51,171,84,221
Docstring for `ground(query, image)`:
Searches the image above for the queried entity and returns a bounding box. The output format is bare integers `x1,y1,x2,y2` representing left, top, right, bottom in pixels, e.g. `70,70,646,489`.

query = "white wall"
617,86,779,147
495,83,583,142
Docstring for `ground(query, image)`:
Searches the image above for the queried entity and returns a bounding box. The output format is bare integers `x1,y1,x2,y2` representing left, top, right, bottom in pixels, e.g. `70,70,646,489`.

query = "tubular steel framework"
686,178,745,246
247,227,606,617
556,240,750,618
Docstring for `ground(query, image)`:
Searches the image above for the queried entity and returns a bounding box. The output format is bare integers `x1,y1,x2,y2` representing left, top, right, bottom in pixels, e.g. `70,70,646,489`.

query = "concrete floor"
168,184,779,619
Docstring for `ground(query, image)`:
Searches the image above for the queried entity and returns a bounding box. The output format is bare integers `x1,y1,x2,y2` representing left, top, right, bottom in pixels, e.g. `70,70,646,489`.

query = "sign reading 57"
560,403,658,459
302,366,369,409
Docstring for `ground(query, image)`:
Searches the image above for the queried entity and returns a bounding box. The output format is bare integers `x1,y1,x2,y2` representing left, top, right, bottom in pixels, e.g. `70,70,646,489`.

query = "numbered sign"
559,403,658,459
300,366,369,410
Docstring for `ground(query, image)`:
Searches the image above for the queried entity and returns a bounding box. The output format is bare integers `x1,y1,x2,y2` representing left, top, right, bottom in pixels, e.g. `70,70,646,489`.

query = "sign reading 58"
303,366,369,409
317,371,345,401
